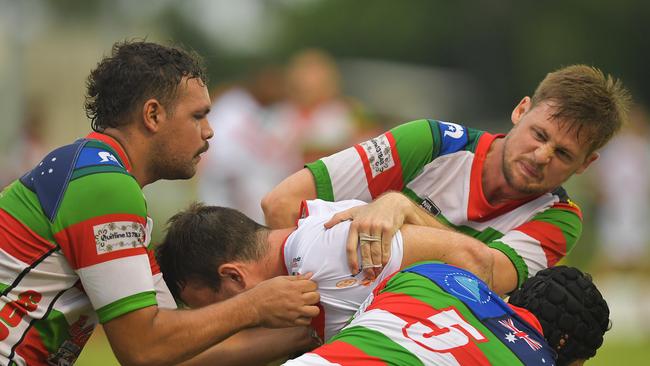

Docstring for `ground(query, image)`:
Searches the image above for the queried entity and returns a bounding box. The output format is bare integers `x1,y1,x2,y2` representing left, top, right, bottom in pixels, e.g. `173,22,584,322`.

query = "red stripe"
86,132,132,172
312,340,388,366
515,221,566,267
552,202,583,220
14,325,49,365
147,247,160,275
0,209,57,264
354,132,405,199
54,214,147,270
367,291,490,365
467,134,543,222
509,304,543,335
310,302,326,341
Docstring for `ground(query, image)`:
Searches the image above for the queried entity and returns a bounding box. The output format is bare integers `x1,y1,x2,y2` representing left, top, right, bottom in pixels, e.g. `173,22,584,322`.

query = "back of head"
156,203,267,301
85,40,207,132
531,65,631,152
508,266,610,366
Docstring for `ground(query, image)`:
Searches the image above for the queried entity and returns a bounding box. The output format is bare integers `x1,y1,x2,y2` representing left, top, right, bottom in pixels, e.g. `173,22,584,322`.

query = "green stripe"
0,283,8,293
402,187,422,203
463,128,484,153
488,241,529,288
71,165,132,181
305,160,334,201
391,120,435,185
0,181,56,242
97,291,157,323
381,272,523,365
531,207,582,253
52,172,145,233
32,308,73,353
330,326,424,365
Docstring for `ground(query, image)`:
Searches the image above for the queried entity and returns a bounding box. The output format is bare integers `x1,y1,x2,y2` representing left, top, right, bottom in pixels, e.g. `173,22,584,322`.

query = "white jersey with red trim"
283,199,404,341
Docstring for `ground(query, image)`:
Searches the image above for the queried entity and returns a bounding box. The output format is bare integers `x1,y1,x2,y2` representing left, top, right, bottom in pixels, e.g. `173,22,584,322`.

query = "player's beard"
151,142,208,181
502,138,547,195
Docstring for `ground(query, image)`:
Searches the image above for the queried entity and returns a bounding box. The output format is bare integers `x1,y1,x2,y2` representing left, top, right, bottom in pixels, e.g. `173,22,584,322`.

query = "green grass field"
76,327,650,365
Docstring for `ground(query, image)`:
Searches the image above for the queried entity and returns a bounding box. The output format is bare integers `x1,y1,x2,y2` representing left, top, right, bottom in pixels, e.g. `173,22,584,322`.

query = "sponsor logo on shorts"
93,221,145,254
360,134,395,178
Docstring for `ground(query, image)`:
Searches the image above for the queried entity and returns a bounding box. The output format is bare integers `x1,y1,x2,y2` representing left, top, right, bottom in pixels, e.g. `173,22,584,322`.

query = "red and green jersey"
0,132,174,365
306,119,583,286
285,262,556,366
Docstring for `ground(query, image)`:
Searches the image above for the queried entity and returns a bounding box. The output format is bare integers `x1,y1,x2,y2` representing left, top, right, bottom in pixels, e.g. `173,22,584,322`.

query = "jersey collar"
468,133,543,222
86,132,133,173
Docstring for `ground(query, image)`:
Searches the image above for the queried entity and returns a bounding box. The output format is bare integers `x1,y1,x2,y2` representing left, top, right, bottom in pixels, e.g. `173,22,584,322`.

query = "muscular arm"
399,224,518,296
103,276,319,366
179,327,317,366
262,168,317,228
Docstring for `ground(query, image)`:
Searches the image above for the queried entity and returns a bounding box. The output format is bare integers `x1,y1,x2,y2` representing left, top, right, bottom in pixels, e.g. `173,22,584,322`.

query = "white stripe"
153,272,176,309
283,352,342,366
499,230,548,277
406,152,473,224
0,249,29,285
77,254,154,309
322,147,372,202
345,309,461,366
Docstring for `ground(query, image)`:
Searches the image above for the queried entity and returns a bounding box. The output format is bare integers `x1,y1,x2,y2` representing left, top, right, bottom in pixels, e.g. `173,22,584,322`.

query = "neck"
102,127,154,187
258,227,296,277
482,137,531,205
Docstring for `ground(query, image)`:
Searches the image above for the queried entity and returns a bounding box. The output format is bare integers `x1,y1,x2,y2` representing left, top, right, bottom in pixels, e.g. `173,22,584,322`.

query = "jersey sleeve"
487,203,582,288
52,171,158,323
305,119,438,202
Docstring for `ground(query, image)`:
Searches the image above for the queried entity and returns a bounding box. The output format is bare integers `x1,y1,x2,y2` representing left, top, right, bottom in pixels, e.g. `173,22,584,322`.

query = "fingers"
298,304,321,319
346,225,360,274
381,227,393,266
324,208,355,229
301,289,320,305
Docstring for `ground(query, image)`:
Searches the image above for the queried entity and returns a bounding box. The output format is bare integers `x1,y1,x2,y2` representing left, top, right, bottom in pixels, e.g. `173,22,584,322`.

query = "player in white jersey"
157,199,499,344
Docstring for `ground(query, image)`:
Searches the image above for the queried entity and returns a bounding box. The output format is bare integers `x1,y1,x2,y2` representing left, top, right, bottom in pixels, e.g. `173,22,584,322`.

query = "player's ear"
576,152,599,174
511,96,532,125
218,263,246,290
142,98,166,133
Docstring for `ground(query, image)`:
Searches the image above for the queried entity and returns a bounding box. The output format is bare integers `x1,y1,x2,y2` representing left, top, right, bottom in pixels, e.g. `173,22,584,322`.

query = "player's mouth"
518,160,542,180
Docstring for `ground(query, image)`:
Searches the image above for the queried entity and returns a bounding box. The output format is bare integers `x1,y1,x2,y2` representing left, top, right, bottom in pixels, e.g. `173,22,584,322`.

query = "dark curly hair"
84,40,207,132
156,203,268,302
508,266,610,366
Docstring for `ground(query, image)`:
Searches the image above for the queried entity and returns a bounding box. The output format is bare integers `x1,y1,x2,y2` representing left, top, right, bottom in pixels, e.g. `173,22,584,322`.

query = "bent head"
156,203,269,308
508,266,610,366
502,65,631,195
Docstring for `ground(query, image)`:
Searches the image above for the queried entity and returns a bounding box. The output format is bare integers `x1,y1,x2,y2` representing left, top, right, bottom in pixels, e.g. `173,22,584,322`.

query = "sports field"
76,326,650,365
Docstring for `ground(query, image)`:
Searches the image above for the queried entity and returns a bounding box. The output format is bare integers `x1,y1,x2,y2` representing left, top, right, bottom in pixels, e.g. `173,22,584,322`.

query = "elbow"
261,190,280,223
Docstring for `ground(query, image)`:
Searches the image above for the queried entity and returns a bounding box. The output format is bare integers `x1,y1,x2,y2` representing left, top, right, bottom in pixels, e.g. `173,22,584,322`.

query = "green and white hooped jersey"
283,199,404,342
0,132,174,366
284,262,556,366
306,119,583,286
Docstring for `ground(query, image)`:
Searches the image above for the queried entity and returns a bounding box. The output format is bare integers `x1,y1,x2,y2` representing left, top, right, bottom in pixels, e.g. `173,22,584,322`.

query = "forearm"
378,191,449,230
179,327,315,366
262,168,317,228
104,292,258,366
400,225,519,294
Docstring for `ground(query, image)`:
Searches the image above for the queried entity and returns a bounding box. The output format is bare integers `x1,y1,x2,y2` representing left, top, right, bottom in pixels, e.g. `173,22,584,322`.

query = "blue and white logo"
444,272,491,305
438,121,467,156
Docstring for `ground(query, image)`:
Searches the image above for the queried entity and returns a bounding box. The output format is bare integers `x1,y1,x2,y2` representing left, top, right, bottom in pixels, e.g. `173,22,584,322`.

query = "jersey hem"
97,291,157,323
306,161,334,201
487,241,528,288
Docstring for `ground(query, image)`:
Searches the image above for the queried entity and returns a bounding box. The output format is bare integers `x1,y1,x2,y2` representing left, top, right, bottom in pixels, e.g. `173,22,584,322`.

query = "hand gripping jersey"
0,133,174,366
306,119,583,287
284,262,557,366
283,199,404,342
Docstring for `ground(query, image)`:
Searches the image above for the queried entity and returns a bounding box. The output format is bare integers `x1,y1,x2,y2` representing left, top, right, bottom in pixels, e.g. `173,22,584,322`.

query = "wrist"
231,291,261,328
